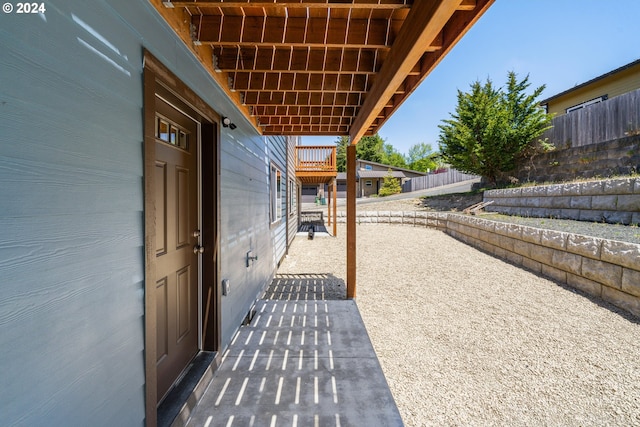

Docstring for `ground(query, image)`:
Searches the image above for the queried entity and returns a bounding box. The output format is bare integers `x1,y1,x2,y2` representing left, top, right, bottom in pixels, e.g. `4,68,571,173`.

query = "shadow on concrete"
265,273,346,300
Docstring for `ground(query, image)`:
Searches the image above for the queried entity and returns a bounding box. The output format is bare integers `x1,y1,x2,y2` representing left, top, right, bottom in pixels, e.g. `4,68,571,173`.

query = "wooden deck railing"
295,146,337,173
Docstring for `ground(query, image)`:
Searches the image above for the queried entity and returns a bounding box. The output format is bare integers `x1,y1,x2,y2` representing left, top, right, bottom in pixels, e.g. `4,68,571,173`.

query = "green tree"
356,134,385,163
406,142,438,172
438,72,553,185
335,136,348,172
335,134,391,172
378,169,402,197
381,143,408,168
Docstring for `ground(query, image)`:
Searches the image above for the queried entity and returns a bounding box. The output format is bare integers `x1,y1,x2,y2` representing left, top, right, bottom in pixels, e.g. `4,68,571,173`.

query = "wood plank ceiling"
151,0,493,142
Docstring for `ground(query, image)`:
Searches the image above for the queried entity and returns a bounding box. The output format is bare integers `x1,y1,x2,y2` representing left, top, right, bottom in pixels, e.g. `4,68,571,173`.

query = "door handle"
193,245,205,254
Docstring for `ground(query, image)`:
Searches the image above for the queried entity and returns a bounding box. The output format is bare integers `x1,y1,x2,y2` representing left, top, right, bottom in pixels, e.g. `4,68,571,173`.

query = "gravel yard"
278,223,640,426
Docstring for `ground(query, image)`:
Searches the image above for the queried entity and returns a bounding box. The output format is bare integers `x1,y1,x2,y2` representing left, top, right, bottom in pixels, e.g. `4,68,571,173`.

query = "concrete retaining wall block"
591,195,618,210
622,268,640,297
604,178,635,194
530,246,554,265
327,210,638,317
601,241,640,270
581,258,622,289
551,250,582,275
602,286,640,317
566,235,602,259
541,230,568,250
484,178,640,225
542,264,567,283
567,273,603,297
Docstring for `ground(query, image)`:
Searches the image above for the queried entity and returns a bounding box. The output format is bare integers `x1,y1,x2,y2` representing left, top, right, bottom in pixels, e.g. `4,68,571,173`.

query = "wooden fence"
402,169,480,193
542,88,640,149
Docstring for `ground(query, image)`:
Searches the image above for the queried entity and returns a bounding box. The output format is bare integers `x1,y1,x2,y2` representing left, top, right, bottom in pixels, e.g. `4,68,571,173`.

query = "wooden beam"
148,0,260,131
254,105,358,117
263,127,349,136
346,144,356,299
244,91,362,106
458,0,477,11
241,87,368,94
349,0,463,144
260,116,352,126
169,1,411,9
232,72,368,92
362,0,494,134
195,16,396,49
213,47,379,74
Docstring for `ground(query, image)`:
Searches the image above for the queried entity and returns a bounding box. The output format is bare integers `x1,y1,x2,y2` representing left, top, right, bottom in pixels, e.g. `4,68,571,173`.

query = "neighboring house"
353,159,427,198
540,58,640,115
0,1,491,426
302,160,427,201
302,159,427,203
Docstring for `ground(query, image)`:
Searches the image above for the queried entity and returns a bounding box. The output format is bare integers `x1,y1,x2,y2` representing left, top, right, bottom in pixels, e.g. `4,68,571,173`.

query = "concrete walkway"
182,276,403,427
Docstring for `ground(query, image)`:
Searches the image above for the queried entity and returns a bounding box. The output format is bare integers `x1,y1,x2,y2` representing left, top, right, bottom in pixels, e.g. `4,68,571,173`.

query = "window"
156,116,189,149
365,180,372,187
566,95,608,113
289,179,297,216
270,165,282,223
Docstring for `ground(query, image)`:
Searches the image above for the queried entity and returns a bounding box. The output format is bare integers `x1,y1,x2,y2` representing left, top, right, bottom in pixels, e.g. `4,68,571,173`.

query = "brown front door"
154,96,200,402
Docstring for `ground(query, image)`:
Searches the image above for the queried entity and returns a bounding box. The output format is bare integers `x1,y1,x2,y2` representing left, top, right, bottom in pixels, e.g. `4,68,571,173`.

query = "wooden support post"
346,144,356,299
327,182,331,227
332,178,337,237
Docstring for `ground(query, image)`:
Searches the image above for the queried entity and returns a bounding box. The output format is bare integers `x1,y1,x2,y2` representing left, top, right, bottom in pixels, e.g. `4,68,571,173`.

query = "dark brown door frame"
143,51,221,426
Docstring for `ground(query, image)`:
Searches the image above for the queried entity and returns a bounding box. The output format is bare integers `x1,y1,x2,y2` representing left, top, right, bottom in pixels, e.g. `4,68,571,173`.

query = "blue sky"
303,0,640,155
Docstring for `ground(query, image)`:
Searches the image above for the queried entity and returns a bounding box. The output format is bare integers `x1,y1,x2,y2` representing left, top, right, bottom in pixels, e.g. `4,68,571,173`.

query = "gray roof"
358,170,406,179
335,171,406,180
356,159,427,176
540,58,640,105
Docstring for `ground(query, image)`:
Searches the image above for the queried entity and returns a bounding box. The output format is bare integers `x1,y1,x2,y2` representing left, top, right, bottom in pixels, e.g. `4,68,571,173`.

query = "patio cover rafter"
150,0,493,137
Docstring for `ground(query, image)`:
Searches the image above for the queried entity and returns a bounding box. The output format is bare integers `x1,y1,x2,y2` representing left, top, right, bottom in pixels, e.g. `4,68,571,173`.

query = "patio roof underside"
151,0,493,142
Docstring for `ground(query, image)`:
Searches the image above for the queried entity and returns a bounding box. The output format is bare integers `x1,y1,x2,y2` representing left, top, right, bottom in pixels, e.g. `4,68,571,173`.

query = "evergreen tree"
335,136,348,172
356,134,385,163
378,169,402,197
438,72,553,185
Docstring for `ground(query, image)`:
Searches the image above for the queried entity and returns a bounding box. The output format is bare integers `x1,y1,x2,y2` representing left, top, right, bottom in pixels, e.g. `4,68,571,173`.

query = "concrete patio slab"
182,294,403,427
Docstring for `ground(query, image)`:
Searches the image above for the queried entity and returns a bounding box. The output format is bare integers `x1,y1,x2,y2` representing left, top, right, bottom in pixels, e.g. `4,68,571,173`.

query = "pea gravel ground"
277,224,640,426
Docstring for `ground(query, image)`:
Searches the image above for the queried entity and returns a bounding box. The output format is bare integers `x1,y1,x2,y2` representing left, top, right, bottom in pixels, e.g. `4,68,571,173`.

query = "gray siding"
0,0,286,425
286,137,300,246
267,135,288,267
218,128,275,347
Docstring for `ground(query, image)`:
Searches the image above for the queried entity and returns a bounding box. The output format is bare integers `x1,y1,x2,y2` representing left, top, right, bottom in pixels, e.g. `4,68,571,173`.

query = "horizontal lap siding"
287,137,299,246
0,2,146,426
268,135,288,267
1,0,285,425
219,128,274,346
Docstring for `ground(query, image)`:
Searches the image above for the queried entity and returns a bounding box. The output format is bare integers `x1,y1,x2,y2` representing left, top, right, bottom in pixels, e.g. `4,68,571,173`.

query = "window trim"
288,178,296,217
270,164,283,224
